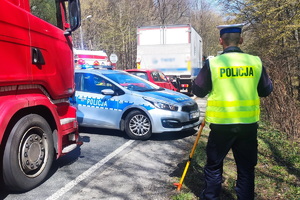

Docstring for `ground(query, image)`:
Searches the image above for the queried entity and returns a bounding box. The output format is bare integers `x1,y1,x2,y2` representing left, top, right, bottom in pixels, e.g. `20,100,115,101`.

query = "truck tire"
176,77,181,91
3,114,54,192
124,110,152,140
187,80,194,96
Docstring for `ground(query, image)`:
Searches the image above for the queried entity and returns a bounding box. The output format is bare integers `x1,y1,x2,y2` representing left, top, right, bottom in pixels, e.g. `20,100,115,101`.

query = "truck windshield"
104,73,162,92
30,0,60,28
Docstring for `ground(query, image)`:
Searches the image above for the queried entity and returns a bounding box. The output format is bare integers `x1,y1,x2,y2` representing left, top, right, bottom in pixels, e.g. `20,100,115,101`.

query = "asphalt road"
0,97,206,200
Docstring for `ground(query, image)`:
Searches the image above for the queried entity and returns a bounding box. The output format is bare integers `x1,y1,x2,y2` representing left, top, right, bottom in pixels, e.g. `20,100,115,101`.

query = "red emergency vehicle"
74,49,111,69
0,0,81,192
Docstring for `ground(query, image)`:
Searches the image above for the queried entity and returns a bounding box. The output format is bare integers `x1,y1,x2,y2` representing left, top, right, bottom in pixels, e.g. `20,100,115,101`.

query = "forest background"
72,0,300,142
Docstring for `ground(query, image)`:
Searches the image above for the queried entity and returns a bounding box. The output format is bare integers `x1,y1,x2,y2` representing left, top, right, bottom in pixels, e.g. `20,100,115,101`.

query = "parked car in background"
71,69,200,140
125,69,178,91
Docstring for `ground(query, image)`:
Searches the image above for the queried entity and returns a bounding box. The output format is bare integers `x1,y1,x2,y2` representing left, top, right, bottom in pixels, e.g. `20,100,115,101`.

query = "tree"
152,0,192,24
73,0,226,70
190,0,224,57
217,0,300,139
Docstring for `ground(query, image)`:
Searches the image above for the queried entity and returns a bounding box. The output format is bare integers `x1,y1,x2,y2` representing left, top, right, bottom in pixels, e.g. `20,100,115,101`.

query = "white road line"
46,140,135,200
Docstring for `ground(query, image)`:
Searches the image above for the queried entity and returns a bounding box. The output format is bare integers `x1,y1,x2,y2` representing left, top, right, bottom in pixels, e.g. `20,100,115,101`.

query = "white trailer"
136,24,203,93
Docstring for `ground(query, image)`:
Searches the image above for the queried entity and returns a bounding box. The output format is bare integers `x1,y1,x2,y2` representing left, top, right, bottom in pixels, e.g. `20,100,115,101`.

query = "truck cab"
0,0,81,192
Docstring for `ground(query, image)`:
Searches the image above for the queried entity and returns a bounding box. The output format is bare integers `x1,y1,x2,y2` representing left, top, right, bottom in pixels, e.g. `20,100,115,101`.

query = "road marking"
46,140,135,200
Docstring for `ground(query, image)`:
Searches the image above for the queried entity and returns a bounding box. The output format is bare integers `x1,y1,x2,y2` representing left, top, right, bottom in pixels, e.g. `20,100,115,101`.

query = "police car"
71,69,200,140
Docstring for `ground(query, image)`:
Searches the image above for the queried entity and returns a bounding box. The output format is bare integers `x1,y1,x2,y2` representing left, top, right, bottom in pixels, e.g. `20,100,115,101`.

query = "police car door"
74,72,122,129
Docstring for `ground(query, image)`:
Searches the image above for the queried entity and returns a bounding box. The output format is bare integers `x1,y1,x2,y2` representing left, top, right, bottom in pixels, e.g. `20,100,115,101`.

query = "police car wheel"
124,110,152,140
2,114,54,192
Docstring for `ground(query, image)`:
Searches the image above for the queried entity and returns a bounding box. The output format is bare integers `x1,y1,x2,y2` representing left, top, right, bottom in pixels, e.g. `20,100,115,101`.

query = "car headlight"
144,97,178,111
153,102,178,111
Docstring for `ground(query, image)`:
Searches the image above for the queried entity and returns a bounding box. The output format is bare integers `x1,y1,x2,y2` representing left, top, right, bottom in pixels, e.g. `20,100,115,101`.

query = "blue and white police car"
71,69,200,140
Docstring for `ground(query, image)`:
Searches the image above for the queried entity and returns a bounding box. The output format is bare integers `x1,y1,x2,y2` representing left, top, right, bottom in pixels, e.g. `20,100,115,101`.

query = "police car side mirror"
101,89,114,95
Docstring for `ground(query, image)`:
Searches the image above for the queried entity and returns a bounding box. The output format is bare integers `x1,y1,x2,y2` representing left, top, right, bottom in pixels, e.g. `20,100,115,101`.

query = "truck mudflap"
59,117,82,155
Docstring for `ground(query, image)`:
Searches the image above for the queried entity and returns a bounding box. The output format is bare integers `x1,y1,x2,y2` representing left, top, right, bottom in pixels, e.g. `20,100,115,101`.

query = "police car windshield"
104,73,160,92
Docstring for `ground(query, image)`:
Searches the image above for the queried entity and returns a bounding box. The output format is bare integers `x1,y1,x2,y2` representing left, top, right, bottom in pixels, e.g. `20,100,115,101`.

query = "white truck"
136,24,203,94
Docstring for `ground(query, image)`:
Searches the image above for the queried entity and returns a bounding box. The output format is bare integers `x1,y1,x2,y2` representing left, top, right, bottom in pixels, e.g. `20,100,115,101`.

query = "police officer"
193,24,273,200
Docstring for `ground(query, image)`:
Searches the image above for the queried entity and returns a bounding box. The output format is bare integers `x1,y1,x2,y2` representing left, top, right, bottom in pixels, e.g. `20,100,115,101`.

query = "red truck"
0,0,81,192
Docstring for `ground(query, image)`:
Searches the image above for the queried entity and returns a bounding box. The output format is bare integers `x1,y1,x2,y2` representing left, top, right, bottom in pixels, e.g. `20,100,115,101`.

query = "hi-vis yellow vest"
206,53,262,124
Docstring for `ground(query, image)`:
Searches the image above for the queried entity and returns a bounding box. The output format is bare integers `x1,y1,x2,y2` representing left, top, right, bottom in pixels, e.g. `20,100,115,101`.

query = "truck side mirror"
66,0,81,34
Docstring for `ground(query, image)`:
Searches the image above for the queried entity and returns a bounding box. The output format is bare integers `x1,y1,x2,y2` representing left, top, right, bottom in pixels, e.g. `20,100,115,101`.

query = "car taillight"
78,59,85,65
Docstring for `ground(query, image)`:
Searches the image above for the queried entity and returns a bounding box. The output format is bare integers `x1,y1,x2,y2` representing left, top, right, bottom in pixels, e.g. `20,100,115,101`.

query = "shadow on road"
0,184,9,199
150,129,197,141
79,126,198,141
79,126,125,138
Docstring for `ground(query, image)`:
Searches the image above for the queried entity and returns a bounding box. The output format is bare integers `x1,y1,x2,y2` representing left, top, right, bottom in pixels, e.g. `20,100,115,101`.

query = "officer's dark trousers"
201,123,258,200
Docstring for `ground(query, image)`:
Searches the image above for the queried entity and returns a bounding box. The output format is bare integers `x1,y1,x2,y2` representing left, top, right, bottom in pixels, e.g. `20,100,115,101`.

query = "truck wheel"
188,80,193,94
3,114,54,192
176,77,181,91
124,110,152,140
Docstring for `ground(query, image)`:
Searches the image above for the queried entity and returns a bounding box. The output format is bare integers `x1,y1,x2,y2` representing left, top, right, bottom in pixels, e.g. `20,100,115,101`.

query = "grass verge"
171,122,300,200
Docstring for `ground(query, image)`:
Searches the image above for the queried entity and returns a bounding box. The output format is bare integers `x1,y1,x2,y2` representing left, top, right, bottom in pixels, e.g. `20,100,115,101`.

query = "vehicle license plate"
189,111,200,119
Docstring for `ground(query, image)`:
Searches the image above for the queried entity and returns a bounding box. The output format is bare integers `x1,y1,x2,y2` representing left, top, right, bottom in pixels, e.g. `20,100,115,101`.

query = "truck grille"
182,102,198,112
